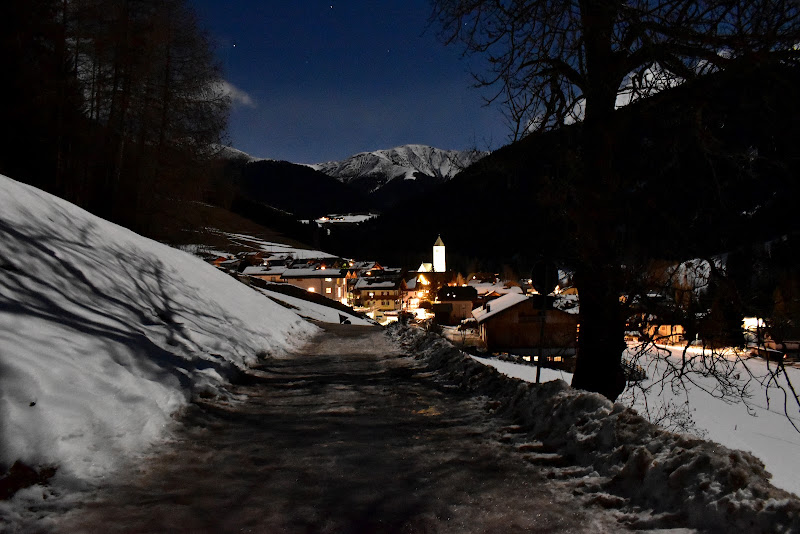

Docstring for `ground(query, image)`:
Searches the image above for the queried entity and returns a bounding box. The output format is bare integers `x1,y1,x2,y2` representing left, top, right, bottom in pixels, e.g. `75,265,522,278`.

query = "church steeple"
433,235,445,272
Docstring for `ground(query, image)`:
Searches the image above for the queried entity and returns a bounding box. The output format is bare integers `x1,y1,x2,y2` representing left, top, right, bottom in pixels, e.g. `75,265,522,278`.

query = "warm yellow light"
308,287,315,292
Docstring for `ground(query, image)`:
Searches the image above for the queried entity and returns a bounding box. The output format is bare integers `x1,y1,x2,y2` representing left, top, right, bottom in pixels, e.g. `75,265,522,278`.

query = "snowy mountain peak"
309,144,488,192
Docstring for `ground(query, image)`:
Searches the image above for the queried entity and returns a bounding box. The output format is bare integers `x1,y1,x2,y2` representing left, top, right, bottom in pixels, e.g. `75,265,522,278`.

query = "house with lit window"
433,285,478,325
241,264,287,283
472,292,578,356
280,261,348,303
644,323,686,345
349,261,383,275
353,275,406,312
403,276,423,308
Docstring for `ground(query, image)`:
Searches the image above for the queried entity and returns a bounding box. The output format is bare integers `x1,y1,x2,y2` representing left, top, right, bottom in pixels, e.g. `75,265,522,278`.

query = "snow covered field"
0,175,318,509
180,231,337,260
473,345,800,497
313,214,378,225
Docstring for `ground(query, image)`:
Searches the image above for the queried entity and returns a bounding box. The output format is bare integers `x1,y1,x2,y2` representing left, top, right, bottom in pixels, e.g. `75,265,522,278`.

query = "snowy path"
59,325,666,533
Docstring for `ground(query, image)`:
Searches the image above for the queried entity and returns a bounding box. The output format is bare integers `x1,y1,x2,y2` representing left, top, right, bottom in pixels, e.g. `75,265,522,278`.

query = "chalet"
262,254,294,266
353,276,406,312
241,264,286,283
645,323,686,345
472,293,578,356
626,292,687,345
350,261,383,275
280,262,347,302
434,285,478,325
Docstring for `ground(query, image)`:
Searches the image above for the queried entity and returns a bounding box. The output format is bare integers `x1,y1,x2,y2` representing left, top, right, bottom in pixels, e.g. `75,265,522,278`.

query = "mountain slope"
310,144,488,194
236,159,371,218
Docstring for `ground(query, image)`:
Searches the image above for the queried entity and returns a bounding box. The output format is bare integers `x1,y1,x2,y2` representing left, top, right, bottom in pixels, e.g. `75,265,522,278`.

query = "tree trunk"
570,112,627,400
571,261,627,400
570,0,627,401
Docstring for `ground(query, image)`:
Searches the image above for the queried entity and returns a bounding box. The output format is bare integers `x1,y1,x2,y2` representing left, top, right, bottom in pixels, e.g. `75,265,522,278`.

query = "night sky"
188,0,509,163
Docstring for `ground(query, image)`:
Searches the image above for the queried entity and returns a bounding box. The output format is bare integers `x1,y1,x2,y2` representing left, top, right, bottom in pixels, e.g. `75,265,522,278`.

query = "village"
208,235,799,374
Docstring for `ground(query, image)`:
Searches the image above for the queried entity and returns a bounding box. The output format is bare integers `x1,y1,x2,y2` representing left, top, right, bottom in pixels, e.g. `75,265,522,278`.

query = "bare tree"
432,0,800,401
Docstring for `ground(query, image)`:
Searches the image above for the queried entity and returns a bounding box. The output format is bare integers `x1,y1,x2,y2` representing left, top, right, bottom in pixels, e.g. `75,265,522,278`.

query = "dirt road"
60,324,639,533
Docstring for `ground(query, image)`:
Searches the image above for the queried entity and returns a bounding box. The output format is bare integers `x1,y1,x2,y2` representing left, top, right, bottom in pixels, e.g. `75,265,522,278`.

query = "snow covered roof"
468,280,523,296
472,293,530,323
354,278,402,290
417,262,433,273
241,265,286,277
351,261,381,271
281,267,345,279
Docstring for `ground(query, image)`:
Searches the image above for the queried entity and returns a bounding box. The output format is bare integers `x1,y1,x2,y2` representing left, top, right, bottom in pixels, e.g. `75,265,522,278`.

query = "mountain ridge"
217,144,489,214
308,144,488,194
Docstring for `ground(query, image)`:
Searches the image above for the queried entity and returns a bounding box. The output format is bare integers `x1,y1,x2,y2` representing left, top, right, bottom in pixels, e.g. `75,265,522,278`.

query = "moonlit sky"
188,0,510,163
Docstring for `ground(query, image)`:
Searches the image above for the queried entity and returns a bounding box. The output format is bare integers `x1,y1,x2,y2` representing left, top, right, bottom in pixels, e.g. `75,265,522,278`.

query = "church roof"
433,235,445,247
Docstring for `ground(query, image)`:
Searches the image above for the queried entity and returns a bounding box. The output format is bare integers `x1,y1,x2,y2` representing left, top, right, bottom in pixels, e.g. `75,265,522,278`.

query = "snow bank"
391,325,800,533
0,175,317,483
474,349,800,498
620,345,800,497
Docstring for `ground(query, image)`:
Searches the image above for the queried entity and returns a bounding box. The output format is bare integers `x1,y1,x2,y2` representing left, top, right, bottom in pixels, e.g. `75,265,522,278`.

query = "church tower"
433,235,446,273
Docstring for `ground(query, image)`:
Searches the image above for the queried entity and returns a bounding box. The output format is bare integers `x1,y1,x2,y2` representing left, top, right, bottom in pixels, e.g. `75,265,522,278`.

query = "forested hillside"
0,0,228,234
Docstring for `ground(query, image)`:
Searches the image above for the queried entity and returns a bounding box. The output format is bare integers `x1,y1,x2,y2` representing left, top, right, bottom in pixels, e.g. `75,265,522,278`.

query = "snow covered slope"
310,144,487,193
214,144,271,163
0,174,318,483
